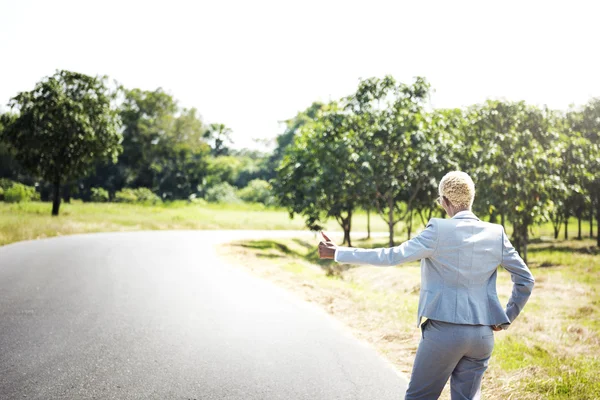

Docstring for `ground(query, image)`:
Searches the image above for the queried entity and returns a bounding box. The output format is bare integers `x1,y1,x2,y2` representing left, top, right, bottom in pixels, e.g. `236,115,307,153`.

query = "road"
0,230,407,399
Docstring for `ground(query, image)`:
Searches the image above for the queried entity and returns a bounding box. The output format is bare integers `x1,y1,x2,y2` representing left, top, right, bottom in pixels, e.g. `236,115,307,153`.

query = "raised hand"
319,231,335,244
318,231,337,259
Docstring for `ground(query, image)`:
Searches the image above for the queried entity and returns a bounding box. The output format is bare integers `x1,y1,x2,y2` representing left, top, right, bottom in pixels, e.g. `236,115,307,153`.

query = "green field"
0,201,440,247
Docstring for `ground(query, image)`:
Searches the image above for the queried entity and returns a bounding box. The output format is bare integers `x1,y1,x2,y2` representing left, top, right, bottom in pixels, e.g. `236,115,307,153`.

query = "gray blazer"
334,210,535,328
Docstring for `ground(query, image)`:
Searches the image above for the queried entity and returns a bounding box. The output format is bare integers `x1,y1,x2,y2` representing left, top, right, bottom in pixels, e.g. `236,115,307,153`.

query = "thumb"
320,231,333,242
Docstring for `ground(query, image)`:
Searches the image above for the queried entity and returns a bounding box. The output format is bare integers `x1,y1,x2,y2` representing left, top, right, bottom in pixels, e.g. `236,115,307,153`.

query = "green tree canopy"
274,103,365,245
1,70,122,215
345,75,431,246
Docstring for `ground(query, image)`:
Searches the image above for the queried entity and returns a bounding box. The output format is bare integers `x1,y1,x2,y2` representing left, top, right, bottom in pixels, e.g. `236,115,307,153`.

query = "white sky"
1,0,599,151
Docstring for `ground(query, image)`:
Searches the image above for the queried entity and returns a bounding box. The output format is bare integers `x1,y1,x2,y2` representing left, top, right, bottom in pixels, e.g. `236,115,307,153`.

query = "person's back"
419,213,509,327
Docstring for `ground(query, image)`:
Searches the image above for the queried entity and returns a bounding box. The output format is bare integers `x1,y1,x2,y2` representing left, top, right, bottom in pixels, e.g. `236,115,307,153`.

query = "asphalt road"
0,230,408,399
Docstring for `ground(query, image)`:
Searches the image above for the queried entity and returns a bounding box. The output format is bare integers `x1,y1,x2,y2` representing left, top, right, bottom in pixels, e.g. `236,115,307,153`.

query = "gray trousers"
405,319,495,400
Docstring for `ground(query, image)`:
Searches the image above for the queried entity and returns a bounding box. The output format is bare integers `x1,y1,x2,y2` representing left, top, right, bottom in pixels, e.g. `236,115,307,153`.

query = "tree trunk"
63,184,71,204
343,208,353,247
52,179,61,216
522,224,529,264
388,196,395,247
553,222,560,240
513,220,521,254
367,208,371,240
564,214,569,240
591,209,594,238
343,226,351,247
597,201,600,247
597,213,600,247
514,221,529,264
407,207,413,240
577,213,582,240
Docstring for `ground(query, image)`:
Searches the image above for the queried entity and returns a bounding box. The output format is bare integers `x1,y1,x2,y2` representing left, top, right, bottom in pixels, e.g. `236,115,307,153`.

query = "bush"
205,182,241,203
132,187,161,204
114,187,161,204
0,179,15,200
90,187,109,203
114,188,138,203
0,178,15,191
238,179,276,205
4,183,38,203
188,194,208,206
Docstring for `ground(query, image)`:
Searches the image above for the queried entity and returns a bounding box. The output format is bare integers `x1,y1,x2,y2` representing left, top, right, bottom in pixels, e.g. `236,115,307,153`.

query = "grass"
0,201,418,247
1,200,596,247
218,235,600,400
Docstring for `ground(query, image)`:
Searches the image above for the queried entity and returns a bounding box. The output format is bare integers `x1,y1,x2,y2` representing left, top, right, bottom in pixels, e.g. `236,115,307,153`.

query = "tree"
573,98,600,245
1,70,122,215
345,76,431,246
204,123,233,156
267,102,324,180
411,108,465,232
109,88,211,200
204,156,243,188
274,103,365,246
117,87,179,191
467,101,560,262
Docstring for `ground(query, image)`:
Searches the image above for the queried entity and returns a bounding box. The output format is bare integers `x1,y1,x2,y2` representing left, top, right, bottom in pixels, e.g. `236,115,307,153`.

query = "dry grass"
218,237,600,400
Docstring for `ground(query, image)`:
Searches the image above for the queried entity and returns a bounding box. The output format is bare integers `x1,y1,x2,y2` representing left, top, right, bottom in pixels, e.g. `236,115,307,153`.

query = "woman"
318,171,534,400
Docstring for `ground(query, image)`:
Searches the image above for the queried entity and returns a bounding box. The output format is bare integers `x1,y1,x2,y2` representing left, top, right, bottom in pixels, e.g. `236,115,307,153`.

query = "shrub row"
114,188,161,204
0,179,276,206
205,180,276,205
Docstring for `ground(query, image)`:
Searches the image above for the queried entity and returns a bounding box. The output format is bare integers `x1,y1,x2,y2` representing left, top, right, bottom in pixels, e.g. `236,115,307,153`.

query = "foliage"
238,179,275,205
114,88,210,200
274,102,366,245
0,70,122,215
114,188,138,203
204,156,243,188
344,75,433,245
132,187,161,204
205,182,241,203
455,101,563,261
115,187,161,204
266,102,324,181
0,178,15,191
232,151,271,188
204,123,233,156
90,187,109,203
3,182,38,203
573,98,600,246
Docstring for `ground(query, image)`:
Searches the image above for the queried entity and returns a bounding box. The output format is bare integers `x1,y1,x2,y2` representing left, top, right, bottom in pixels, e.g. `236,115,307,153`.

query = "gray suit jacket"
334,211,535,328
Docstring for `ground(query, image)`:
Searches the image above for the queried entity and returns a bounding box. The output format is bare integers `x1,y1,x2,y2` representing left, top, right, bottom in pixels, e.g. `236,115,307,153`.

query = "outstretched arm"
319,220,438,267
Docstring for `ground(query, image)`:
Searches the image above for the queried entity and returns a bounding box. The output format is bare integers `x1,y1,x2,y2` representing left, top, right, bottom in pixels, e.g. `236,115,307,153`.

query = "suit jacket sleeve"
500,227,535,326
334,220,438,266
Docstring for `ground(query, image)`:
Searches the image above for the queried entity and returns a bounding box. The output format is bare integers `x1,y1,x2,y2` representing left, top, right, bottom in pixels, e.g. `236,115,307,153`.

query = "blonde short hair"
438,171,475,209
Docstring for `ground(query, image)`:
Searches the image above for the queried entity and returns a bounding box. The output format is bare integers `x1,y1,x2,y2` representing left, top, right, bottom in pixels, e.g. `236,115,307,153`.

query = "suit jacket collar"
452,210,480,221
